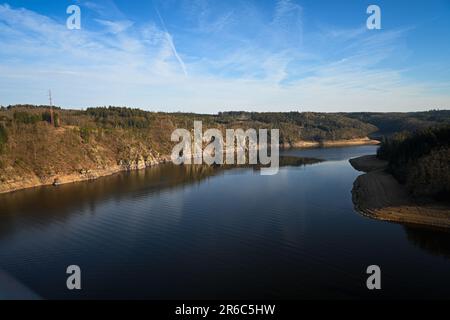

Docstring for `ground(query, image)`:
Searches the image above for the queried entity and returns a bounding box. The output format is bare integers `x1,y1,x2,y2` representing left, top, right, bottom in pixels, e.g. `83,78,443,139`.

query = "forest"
348,110,450,137
0,105,381,144
377,126,450,201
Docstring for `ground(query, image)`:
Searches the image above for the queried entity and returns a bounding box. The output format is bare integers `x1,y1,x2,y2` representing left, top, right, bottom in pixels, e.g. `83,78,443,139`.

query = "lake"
0,145,449,299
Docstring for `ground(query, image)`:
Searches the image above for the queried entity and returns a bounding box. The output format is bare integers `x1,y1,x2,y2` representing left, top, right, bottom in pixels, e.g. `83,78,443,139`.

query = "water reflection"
403,226,450,258
0,156,320,239
0,164,215,239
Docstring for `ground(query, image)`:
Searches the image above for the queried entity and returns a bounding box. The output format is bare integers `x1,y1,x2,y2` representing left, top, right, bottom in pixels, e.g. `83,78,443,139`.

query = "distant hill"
217,111,378,144
347,110,450,137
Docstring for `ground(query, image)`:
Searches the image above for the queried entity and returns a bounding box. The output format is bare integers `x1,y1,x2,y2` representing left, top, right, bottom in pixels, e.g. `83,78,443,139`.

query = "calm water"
0,145,449,299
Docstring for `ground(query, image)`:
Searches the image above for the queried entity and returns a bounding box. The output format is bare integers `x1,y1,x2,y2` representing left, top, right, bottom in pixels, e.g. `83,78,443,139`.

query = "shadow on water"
403,226,450,258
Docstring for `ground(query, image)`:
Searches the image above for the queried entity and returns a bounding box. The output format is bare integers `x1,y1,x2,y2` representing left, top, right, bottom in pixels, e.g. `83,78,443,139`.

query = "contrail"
155,7,188,77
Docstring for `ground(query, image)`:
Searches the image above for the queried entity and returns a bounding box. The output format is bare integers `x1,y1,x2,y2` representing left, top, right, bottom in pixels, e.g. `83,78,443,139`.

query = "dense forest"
377,126,450,201
348,110,450,137
217,111,378,143
0,105,380,146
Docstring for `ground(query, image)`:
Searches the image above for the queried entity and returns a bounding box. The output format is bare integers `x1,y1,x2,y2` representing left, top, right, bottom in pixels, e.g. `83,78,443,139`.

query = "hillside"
377,126,450,201
350,127,450,228
347,110,450,137
0,105,449,194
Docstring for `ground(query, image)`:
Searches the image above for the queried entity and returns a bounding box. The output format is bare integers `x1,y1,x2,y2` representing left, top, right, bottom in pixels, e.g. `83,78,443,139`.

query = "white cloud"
155,7,188,77
94,19,133,34
0,3,449,112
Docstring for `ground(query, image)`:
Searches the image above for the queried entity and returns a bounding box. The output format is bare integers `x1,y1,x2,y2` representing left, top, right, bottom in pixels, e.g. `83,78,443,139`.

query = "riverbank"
0,138,379,195
349,155,387,172
284,137,379,148
350,155,450,228
0,157,168,195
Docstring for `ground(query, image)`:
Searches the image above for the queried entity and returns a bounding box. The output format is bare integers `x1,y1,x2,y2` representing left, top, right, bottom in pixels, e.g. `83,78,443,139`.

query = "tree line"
377,125,450,200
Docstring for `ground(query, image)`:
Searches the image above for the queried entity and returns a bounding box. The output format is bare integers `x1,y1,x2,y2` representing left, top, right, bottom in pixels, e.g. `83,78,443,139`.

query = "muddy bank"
350,155,450,229
349,155,388,172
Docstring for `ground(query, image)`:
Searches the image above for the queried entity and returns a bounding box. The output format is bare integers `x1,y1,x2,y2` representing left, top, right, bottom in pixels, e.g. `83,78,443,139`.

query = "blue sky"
0,0,449,112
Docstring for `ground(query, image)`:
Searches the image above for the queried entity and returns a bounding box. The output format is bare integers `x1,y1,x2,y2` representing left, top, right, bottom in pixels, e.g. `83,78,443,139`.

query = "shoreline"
0,138,378,195
283,137,379,148
350,155,450,229
0,160,169,195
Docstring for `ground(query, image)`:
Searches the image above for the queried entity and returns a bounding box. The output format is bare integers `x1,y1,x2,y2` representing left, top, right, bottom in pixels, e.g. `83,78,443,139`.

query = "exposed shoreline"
350,155,450,229
0,159,169,195
283,137,379,148
0,138,378,195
